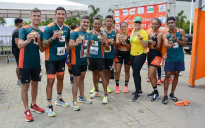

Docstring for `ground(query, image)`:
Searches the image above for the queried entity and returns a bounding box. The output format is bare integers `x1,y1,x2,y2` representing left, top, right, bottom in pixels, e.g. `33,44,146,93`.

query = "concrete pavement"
0,53,204,128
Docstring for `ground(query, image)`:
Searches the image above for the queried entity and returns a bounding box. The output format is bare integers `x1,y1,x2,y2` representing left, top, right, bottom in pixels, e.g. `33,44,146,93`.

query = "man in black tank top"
12,18,23,87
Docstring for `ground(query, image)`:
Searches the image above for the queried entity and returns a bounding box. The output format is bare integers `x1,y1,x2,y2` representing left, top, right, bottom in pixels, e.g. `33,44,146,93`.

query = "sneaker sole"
132,97,141,102
24,115,34,122
30,108,44,114
115,92,120,94
78,100,92,104
46,110,56,117
73,108,80,111
55,102,69,107
151,95,160,102
102,101,108,104
170,97,178,102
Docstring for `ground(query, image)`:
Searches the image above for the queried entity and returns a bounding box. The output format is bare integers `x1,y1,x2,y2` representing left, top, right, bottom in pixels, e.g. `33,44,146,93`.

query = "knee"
148,74,155,80
124,70,130,75
174,73,179,78
21,84,29,91
165,74,171,79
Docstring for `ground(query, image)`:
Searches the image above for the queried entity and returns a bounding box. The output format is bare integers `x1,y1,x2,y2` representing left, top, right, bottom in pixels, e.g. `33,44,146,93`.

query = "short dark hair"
55,7,66,14
167,16,175,23
105,15,113,20
152,18,162,28
120,22,128,27
81,15,90,21
14,18,23,25
31,8,41,15
70,23,78,30
94,17,101,21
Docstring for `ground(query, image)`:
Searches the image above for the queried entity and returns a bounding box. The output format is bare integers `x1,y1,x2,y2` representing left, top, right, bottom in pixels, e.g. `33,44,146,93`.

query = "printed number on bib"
104,46,111,53
60,35,65,42
90,46,98,55
172,42,179,48
57,47,65,56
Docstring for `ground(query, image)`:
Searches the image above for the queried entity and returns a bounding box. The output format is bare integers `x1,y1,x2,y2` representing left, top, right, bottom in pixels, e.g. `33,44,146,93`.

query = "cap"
134,16,142,23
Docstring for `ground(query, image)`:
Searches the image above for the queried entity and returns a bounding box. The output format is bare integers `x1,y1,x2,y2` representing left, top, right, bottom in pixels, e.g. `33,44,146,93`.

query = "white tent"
0,0,88,18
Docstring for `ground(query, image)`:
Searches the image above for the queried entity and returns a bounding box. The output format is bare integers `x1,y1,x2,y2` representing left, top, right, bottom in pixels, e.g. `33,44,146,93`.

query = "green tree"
0,18,6,26
64,16,80,26
175,10,187,28
89,5,103,29
108,8,114,14
181,21,194,34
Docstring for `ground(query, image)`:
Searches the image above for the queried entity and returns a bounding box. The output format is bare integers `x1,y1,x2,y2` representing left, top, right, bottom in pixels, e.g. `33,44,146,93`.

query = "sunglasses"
134,21,141,24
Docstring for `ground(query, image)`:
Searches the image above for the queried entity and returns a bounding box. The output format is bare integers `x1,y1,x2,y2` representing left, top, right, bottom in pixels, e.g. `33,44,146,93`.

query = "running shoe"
46,105,56,117
55,98,69,107
161,78,165,83
123,86,128,93
72,101,80,111
107,86,112,93
147,91,154,97
179,72,183,76
151,94,160,102
17,80,21,88
70,76,74,84
162,96,168,104
89,87,95,94
102,95,108,104
169,93,178,102
89,84,99,94
157,79,162,85
78,96,92,104
24,109,33,122
139,90,143,96
147,79,150,82
90,90,100,99
169,77,173,84
132,93,141,102
115,86,120,94
30,104,44,113
132,90,143,95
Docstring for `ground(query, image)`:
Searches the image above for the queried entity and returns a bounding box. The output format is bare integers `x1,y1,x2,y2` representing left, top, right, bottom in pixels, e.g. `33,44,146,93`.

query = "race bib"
57,47,65,56
172,42,179,48
60,35,65,43
93,41,99,47
104,46,111,53
90,46,99,55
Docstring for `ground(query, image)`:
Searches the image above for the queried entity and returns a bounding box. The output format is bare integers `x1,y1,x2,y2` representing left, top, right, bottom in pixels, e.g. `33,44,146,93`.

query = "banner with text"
114,3,167,33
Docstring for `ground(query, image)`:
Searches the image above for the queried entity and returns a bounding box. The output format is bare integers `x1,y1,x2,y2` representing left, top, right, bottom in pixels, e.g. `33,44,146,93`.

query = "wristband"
140,37,143,40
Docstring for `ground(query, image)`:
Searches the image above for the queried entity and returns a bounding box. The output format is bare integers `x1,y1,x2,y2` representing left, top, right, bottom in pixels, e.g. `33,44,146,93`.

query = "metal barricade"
0,36,13,63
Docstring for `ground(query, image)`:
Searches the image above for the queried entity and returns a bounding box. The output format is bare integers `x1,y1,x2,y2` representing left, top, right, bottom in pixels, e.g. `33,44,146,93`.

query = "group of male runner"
12,6,185,122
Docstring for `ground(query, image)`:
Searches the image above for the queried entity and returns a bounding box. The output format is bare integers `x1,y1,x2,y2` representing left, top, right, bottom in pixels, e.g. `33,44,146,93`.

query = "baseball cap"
134,16,142,23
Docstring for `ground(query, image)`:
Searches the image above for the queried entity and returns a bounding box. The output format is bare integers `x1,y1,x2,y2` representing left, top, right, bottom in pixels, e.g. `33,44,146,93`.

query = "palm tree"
108,8,114,14
175,10,187,28
0,18,6,26
88,5,103,29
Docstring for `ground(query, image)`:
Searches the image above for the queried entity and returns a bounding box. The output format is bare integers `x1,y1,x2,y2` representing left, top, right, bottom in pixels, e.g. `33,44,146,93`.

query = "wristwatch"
140,37,143,40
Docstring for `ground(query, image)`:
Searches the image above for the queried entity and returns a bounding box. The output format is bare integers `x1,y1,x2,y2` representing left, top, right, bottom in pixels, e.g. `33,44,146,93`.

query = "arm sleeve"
19,27,26,40
43,27,51,40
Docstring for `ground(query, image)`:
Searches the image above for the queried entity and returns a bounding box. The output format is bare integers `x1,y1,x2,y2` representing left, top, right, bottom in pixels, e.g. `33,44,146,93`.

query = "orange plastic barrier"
189,8,205,86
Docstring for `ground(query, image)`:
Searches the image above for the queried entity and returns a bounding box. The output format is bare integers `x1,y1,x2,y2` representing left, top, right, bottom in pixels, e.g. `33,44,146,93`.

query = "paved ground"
0,53,205,128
